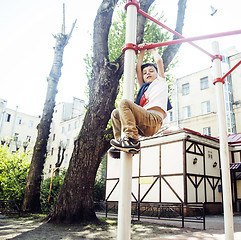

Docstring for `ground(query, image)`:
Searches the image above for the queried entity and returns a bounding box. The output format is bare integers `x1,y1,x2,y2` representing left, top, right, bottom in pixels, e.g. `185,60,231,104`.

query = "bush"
40,170,66,212
0,146,31,201
94,178,105,202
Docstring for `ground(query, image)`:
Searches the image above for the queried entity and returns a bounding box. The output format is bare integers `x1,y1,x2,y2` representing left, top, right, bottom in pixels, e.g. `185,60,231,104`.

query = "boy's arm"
136,48,145,87
149,48,165,78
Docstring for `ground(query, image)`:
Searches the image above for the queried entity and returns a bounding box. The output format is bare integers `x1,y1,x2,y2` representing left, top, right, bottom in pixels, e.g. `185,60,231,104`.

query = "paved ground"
150,214,241,239
0,214,241,239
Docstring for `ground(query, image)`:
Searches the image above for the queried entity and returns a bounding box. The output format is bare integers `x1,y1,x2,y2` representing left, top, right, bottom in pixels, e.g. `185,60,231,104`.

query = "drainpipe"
175,79,179,126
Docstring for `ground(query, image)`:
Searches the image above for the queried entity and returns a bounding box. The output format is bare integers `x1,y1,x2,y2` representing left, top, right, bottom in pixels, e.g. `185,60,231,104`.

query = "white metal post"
117,3,137,240
212,41,234,240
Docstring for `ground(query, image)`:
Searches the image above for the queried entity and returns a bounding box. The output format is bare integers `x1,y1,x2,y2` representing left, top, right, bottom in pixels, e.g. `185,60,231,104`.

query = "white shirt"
139,75,168,115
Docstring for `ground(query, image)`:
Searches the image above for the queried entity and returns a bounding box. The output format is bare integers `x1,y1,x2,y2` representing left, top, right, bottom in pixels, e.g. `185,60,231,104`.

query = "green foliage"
94,178,106,202
108,3,126,62
94,156,106,202
109,4,175,106
40,170,66,212
0,146,31,201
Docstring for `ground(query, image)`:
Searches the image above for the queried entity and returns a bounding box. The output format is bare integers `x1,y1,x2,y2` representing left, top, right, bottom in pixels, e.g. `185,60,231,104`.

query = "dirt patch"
0,215,196,240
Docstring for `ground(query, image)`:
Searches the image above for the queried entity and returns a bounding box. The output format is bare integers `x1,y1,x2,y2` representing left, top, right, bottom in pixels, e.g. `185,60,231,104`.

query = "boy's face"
142,66,158,83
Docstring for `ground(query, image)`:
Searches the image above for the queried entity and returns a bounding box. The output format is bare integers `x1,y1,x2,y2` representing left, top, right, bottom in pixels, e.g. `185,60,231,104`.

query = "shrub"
94,178,105,202
0,146,31,201
40,170,66,212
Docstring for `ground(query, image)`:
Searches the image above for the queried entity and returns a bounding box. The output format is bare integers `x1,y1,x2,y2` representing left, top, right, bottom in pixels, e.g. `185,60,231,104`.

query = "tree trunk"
47,0,187,223
162,0,187,70
22,34,69,212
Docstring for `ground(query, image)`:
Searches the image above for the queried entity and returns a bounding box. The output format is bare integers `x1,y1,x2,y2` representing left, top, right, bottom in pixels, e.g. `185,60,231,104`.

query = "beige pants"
111,99,163,140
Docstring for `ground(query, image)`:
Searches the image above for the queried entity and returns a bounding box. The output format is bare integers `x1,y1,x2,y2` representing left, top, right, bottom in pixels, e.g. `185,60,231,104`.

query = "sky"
0,0,241,116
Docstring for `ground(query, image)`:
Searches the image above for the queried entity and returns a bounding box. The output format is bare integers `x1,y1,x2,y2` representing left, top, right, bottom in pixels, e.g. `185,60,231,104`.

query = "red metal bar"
125,0,140,11
221,60,241,80
213,77,225,85
212,55,223,62
137,29,241,50
137,9,214,58
122,43,138,54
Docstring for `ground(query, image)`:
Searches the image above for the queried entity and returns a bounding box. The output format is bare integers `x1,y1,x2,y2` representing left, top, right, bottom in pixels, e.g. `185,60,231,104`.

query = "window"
182,83,189,95
68,124,71,131
62,126,65,134
49,164,52,174
183,106,191,119
66,139,70,146
201,101,210,114
200,77,209,90
28,120,33,128
203,127,211,136
5,113,11,122
51,147,54,155
17,117,22,125
26,136,31,142
53,134,56,141
14,133,19,142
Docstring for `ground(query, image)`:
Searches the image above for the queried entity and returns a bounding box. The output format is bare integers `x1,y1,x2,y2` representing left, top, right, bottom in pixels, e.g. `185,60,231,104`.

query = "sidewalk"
98,212,241,239
149,214,241,239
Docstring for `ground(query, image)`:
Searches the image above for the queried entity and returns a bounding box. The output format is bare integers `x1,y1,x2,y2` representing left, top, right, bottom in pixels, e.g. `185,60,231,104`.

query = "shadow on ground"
0,216,196,240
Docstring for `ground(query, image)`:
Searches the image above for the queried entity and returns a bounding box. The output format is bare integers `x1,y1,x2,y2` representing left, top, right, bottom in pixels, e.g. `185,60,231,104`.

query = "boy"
109,44,169,155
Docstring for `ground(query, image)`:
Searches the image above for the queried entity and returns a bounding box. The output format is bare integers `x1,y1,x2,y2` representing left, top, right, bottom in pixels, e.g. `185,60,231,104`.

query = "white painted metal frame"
212,41,234,240
117,3,137,240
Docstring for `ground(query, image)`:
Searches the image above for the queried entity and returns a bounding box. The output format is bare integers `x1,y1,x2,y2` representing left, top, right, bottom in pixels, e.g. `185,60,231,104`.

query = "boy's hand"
148,47,157,55
138,43,147,54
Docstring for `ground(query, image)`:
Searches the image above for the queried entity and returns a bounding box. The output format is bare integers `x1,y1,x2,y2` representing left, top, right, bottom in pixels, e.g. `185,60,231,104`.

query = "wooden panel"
131,178,139,201
205,147,220,177
161,176,184,202
186,153,204,175
237,180,241,199
187,175,205,203
140,177,160,202
234,151,241,163
140,146,160,176
206,177,222,202
106,158,120,179
161,142,183,175
106,179,119,201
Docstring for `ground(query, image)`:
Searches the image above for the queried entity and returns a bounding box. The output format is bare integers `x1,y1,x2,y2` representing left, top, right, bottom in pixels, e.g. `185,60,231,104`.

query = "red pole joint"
122,43,138,54
213,77,225,85
212,55,223,62
125,0,140,11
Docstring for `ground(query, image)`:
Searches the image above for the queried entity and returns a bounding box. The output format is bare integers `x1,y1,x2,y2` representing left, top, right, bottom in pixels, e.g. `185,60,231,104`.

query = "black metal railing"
95,201,205,230
0,200,22,217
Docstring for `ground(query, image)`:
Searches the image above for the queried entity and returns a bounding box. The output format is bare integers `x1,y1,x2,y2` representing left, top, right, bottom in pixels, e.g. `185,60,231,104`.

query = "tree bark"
47,0,187,223
162,0,187,70
22,33,69,212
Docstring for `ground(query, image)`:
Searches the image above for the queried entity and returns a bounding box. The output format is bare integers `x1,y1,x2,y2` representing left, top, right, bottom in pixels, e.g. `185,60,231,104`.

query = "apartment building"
43,98,85,178
0,98,40,152
0,97,85,179
166,48,241,137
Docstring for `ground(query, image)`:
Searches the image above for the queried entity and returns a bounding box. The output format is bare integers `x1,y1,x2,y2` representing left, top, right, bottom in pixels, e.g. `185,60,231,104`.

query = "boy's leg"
110,99,162,153
109,109,121,158
111,109,122,140
110,99,143,153
118,99,142,140
119,99,163,138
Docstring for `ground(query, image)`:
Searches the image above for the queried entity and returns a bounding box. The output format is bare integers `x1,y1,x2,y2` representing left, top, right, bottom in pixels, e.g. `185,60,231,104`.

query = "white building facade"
0,97,85,179
43,98,85,178
0,98,40,152
165,49,241,137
